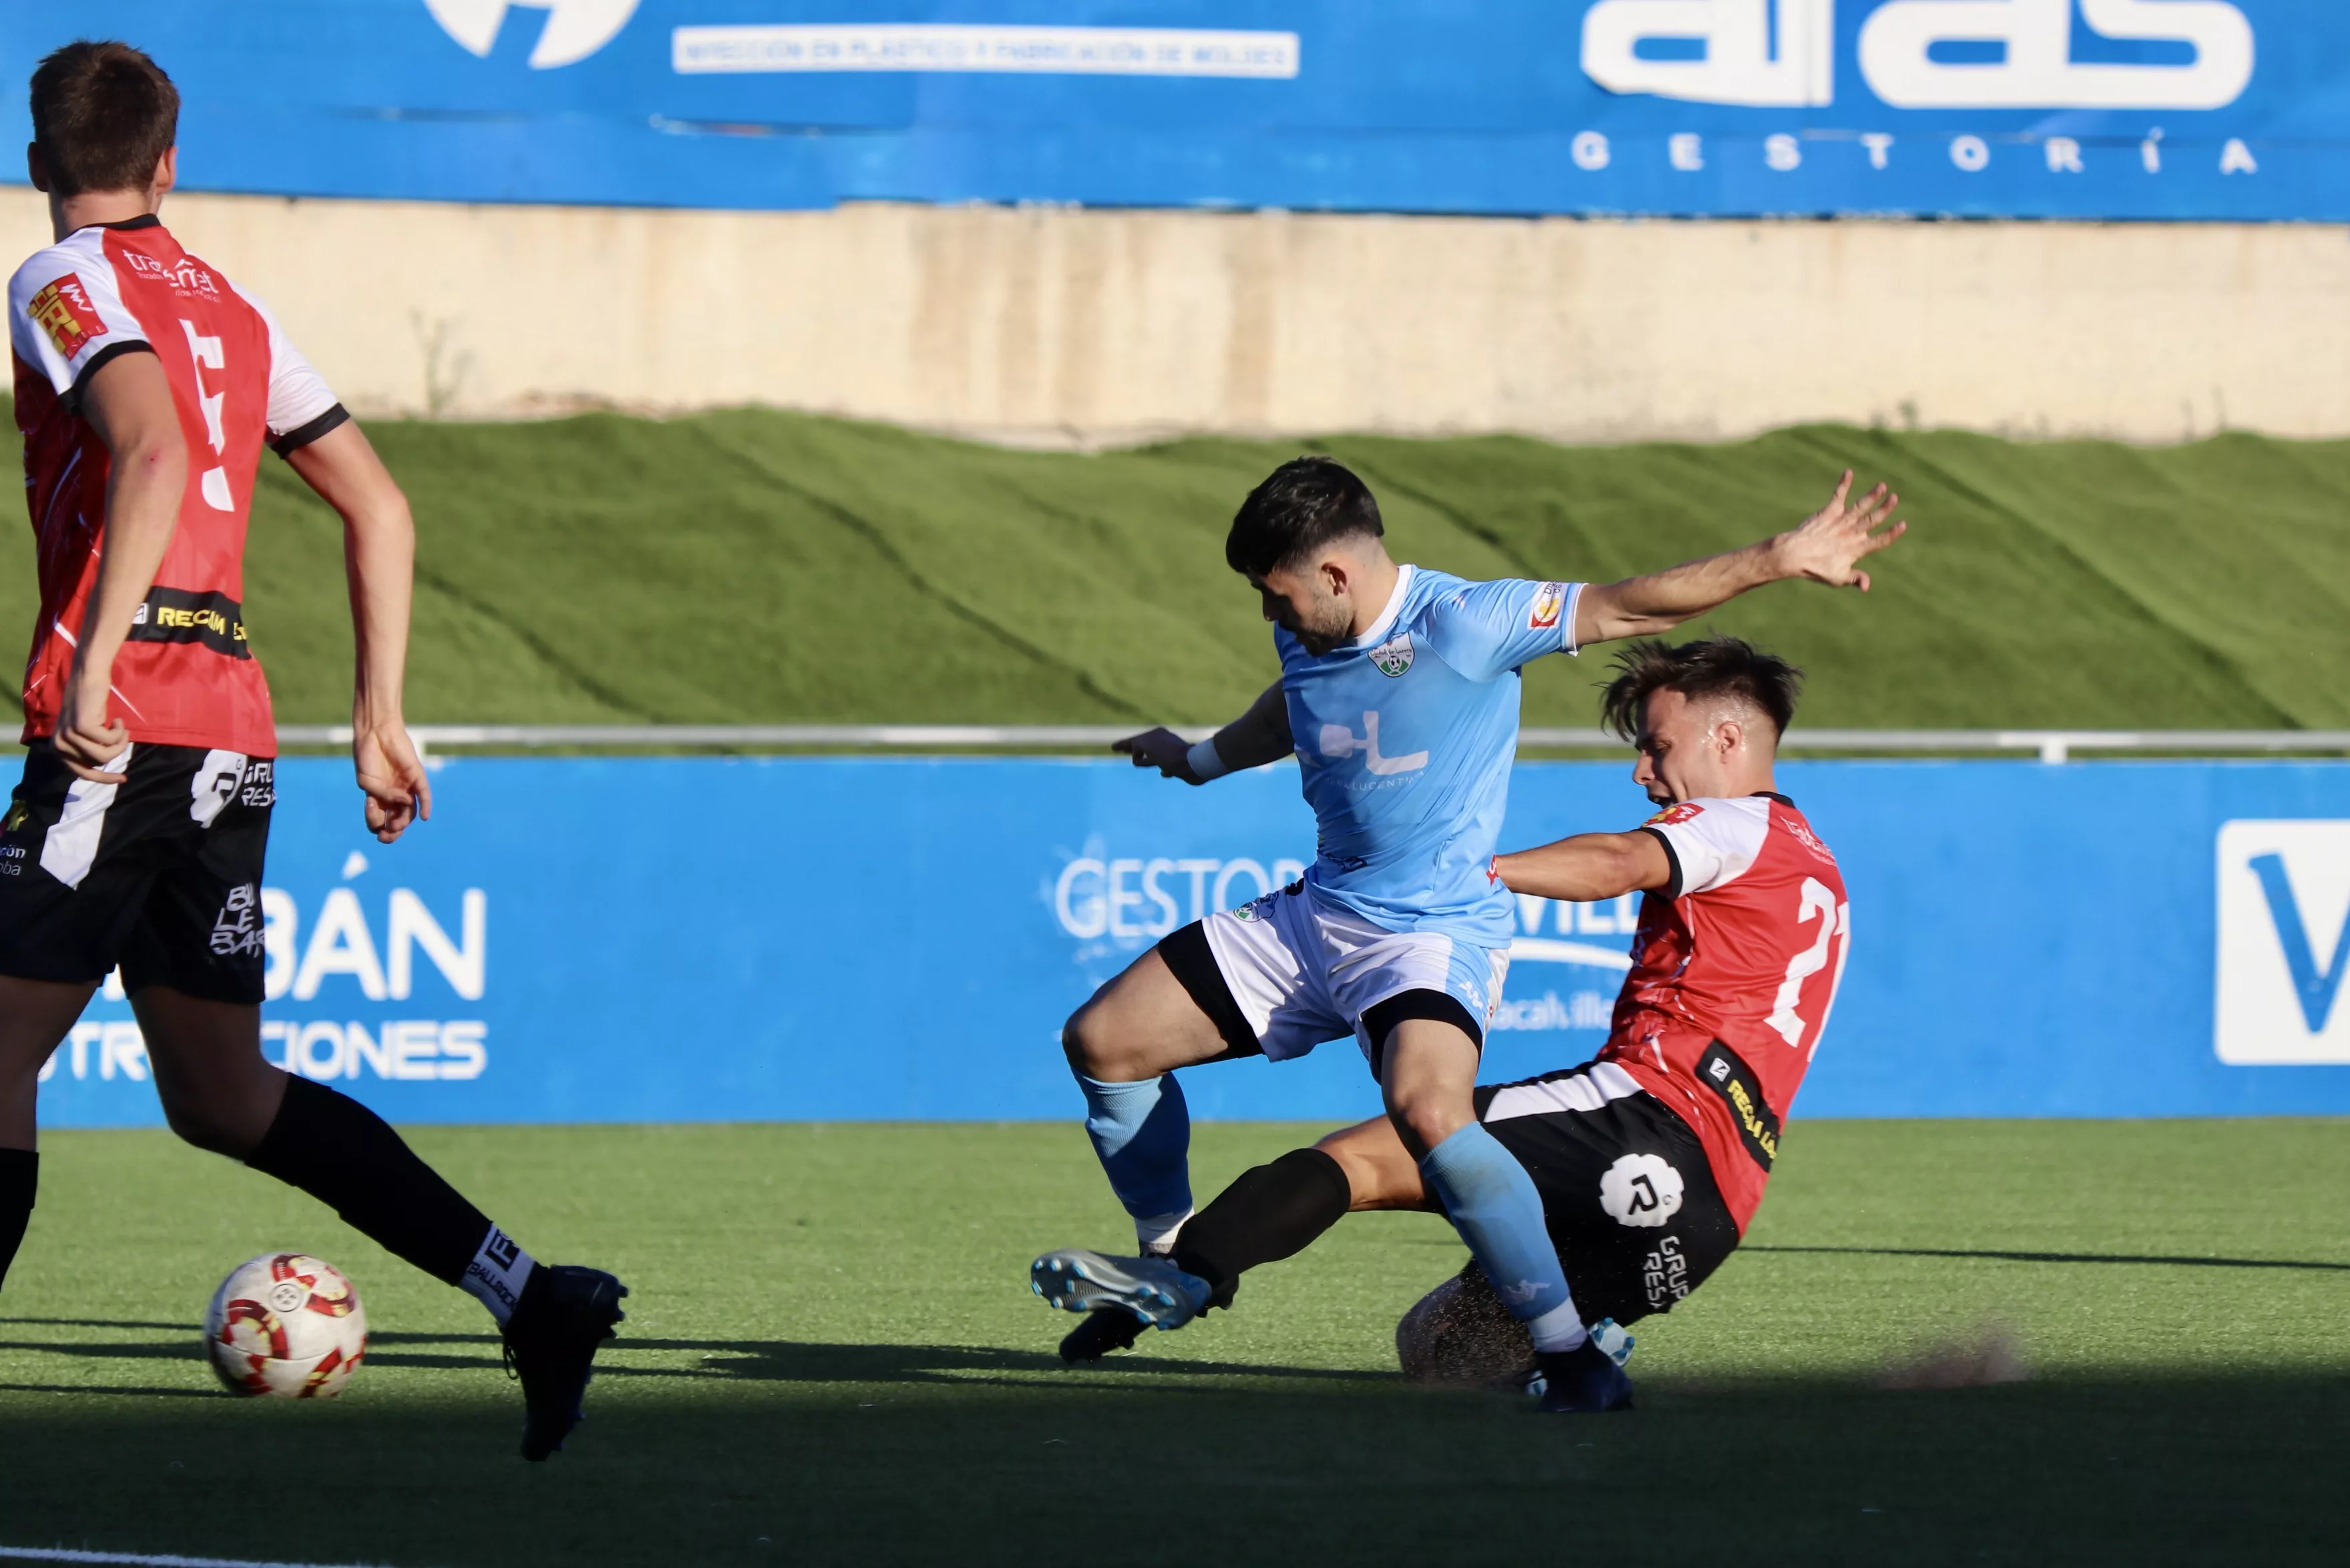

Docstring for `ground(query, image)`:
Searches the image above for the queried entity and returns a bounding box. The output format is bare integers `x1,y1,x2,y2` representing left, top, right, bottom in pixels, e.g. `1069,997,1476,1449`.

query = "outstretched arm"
1572,471,1905,648
1114,681,1293,785
1493,830,1673,903
282,421,432,843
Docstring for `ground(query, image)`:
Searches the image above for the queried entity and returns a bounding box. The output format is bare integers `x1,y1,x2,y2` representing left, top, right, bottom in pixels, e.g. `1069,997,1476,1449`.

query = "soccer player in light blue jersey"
1031,457,1903,1402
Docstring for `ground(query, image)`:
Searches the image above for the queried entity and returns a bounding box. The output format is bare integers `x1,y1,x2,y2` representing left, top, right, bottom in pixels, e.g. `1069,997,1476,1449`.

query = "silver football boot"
1029,1248,1212,1331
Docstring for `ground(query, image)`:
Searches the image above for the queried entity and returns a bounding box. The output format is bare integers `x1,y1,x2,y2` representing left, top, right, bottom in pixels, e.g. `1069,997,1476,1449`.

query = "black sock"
0,1150,35,1292
1172,1147,1352,1309
246,1074,495,1288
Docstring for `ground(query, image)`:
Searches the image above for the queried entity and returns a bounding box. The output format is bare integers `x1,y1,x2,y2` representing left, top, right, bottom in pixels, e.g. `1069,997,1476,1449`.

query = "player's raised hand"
1113,726,1205,785
354,717,432,843
1775,470,1908,592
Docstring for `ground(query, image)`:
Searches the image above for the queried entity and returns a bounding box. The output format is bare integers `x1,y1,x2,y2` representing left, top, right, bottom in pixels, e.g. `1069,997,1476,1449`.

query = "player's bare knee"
1379,1086,1466,1163
1311,1134,1394,1210
155,1072,276,1160
1063,988,1159,1082
160,1094,247,1158
1061,1004,1107,1076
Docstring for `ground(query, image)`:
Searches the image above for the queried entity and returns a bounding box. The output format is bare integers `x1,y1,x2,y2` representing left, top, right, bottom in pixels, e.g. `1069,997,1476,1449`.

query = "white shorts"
1167,881,1509,1070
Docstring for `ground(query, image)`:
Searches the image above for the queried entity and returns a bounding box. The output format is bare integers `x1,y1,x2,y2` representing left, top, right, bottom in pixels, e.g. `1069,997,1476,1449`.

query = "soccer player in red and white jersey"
0,42,624,1458
1076,635,1850,1413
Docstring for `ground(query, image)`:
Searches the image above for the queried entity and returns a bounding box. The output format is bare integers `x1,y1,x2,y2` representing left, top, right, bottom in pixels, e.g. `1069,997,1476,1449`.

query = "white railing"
268,725,2350,764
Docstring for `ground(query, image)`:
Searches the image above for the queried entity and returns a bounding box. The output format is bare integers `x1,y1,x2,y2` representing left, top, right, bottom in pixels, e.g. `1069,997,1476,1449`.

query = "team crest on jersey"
1527,581,1567,631
1646,801,1705,827
27,276,101,359
1368,633,1414,678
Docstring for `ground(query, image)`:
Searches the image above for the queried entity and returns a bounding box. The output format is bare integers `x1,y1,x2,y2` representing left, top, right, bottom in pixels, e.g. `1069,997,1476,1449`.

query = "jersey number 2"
1767,876,1849,1054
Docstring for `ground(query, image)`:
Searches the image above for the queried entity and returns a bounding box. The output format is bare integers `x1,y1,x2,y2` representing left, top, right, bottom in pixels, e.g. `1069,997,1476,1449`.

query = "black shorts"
0,741,275,1004
1476,1062,1741,1326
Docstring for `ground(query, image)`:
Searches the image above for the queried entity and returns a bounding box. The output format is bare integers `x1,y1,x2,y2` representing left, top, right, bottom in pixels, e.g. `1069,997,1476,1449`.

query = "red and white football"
204,1252,369,1399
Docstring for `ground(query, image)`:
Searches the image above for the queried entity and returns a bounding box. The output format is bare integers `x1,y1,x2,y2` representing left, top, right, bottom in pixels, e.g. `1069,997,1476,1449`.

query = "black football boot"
501,1264,629,1460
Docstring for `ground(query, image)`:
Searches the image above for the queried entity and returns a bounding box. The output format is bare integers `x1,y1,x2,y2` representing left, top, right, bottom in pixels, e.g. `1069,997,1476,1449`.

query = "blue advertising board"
33,755,2350,1130
0,2,2338,220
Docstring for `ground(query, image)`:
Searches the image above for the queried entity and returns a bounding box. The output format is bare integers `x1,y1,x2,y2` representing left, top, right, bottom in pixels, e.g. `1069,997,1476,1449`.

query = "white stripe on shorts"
1482,1059,1645,1122
37,743,131,890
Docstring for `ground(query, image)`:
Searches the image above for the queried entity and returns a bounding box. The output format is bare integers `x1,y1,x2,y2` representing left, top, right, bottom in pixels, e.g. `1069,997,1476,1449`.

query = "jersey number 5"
1767,876,1849,1056
180,319,232,512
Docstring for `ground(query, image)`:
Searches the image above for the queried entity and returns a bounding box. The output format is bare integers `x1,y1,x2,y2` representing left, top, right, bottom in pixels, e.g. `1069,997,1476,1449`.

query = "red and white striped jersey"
9,216,346,757
1596,793,1852,1230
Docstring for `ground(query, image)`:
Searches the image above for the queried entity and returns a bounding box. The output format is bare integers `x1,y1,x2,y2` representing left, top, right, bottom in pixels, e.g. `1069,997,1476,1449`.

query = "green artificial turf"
1,1120,2345,1566
7,410,2346,731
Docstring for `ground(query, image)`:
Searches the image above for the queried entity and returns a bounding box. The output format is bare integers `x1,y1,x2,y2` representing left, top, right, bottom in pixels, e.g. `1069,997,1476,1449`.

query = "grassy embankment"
5,411,2344,731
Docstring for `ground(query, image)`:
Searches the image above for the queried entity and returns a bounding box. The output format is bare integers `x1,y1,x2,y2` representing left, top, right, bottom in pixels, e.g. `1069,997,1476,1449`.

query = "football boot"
501,1264,629,1460
1530,1338,1635,1415
1029,1248,1211,1331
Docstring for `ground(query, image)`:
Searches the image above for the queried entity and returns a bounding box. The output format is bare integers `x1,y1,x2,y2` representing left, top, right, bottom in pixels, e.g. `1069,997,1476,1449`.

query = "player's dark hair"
29,41,178,200
1225,457,1384,578
1601,635,1804,741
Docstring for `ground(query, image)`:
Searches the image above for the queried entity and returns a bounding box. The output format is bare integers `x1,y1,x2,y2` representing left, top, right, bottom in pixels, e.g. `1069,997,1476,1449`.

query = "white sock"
1527,1300,1590,1354
459,1224,537,1326
1135,1208,1193,1257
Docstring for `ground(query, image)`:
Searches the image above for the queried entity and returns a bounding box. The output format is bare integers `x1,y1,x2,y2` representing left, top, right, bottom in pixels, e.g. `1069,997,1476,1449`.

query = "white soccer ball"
204,1252,369,1399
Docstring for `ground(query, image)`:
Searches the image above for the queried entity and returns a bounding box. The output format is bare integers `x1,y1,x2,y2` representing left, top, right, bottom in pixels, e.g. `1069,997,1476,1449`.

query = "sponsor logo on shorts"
1528,582,1566,631
0,843,23,877
129,587,252,659
28,275,102,359
1,801,28,836
1642,1236,1692,1312
239,759,276,809
1697,1040,1781,1170
1599,1151,1686,1228
1369,632,1414,677
192,753,246,828
208,883,265,958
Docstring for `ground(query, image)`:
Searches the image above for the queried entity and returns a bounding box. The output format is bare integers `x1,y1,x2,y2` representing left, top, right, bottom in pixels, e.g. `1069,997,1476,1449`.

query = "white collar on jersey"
1344,563,1415,652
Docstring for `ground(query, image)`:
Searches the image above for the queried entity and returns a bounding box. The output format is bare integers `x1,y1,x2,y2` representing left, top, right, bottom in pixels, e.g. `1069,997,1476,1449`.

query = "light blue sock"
1419,1122,1587,1352
1077,1072,1194,1248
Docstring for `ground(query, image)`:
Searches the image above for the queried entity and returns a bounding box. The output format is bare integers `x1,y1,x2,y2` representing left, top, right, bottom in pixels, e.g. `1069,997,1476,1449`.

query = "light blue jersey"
1278,565,1582,947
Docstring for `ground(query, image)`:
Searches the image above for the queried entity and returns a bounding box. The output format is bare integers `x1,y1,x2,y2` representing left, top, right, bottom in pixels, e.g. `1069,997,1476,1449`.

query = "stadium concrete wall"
33,755,2350,1130
6,188,2347,447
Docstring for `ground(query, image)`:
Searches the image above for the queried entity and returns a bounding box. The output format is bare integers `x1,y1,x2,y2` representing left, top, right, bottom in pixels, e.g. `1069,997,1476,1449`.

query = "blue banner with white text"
0,2,2338,220
31,755,2350,1129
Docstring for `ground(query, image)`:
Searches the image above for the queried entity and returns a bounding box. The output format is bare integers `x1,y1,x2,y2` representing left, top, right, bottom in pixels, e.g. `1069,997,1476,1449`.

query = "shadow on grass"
0,1317,196,1332
0,1381,214,1398
0,1321,1386,1392
0,1367,2345,1568
1747,1244,2350,1272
